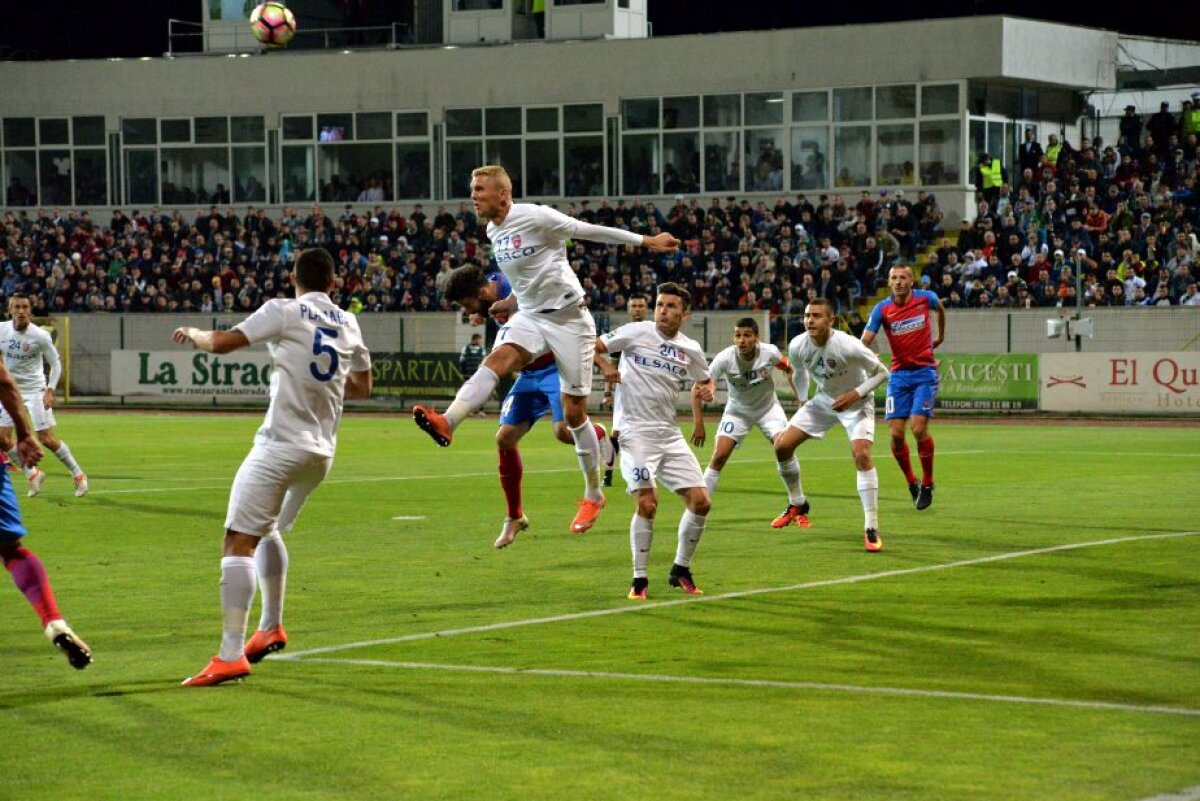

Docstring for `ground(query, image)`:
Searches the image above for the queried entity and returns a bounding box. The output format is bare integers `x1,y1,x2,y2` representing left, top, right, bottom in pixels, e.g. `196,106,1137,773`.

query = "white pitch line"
391,515,427,521
281,657,1200,719
1136,787,1200,801
280,530,1200,659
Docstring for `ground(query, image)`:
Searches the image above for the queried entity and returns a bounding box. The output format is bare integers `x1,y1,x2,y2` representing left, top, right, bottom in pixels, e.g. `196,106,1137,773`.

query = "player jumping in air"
862,264,946,510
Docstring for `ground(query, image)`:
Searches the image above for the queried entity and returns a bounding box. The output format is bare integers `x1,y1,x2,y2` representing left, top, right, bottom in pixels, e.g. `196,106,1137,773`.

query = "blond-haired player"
413,165,679,535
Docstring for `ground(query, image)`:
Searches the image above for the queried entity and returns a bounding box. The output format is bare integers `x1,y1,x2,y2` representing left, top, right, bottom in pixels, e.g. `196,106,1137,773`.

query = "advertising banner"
371,352,465,397
936,354,1039,410
111,351,272,397
1040,352,1200,414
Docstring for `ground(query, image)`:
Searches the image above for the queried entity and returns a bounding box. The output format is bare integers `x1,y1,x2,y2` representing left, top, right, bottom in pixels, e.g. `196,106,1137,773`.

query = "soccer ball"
250,2,297,48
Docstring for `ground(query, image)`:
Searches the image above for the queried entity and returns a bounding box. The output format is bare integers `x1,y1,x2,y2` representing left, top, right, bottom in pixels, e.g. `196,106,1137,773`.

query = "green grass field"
1,412,1197,801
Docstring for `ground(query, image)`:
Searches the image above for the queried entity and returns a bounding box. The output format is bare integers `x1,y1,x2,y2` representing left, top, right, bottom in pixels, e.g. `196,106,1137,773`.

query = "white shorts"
715,403,789,447
787,394,876,442
0,393,56,432
619,428,705,494
495,303,596,397
612,386,624,432
224,444,333,536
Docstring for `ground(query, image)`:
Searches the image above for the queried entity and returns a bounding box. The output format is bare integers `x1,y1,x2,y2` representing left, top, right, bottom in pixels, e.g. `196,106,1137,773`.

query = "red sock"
891,443,918,484
4,545,61,628
498,447,523,520
917,436,935,487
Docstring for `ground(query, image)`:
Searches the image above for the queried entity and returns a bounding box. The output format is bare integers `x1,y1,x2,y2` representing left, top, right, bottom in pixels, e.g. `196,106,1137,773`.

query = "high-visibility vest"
532,0,545,12
1045,142,1062,166
1183,108,1200,137
980,160,1003,189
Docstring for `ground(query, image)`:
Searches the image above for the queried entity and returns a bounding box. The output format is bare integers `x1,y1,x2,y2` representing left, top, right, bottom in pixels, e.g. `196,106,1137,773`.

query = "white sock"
255,532,289,630
777,457,806,505
9,448,32,477
857,467,879,529
444,366,498,430
570,417,603,502
630,514,654,578
54,443,84,477
218,556,257,662
674,510,707,568
703,467,721,496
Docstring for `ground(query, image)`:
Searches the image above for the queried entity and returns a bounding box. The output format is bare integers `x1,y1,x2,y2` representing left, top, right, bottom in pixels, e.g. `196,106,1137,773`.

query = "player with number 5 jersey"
171,247,373,687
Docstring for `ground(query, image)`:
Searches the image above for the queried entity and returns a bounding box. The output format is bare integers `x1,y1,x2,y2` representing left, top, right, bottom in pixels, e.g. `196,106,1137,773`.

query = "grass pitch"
1,412,1197,801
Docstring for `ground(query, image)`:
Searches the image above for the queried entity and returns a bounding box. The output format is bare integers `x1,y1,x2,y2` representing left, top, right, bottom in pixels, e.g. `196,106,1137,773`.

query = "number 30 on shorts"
630,466,651,482
720,421,735,434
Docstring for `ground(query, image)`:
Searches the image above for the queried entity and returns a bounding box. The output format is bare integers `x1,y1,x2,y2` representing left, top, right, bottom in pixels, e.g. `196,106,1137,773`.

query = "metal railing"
167,19,414,57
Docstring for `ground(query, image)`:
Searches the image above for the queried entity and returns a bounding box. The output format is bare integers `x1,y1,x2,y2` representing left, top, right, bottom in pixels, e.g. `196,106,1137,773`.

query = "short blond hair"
471,165,512,192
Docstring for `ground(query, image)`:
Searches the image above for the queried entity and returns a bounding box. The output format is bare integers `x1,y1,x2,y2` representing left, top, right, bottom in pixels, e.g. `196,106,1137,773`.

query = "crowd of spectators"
1,98,1198,324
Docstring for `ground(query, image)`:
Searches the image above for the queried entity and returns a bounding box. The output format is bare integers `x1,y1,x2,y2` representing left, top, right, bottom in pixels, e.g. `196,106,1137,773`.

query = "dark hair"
656,282,692,310
735,316,759,334
294,248,335,291
8,292,30,304
805,297,836,315
627,292,649,303
443,264,489,305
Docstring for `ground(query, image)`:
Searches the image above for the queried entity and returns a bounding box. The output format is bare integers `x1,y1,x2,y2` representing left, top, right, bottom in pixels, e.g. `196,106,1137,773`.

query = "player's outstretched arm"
642,232,682,253
172,327,250,354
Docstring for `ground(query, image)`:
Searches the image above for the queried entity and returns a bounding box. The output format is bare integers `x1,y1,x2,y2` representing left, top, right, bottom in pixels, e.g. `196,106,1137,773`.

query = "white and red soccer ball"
250,2,297,48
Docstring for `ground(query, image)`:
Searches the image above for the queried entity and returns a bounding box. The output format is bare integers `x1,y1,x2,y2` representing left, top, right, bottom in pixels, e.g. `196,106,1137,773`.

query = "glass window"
161,119,191,143
876,85,916,120
39,119,69,146
791,91,828,123
3,118,35,147
72,116,105,147
318,143,392,202
968,119,985,173
160,147,231,205
282,116,314,141
877,123,915,185
833,88,872,122
662,96,699,130
745,92,784,126
195,117,229,144
622,134,658,195
525,139,560,196
38,150,71,205
703,131,739,192
622,98,659,131
988,121,1005,161
484,138,523,196
233,147,267,203
662,132,699,194
919,120,961,185
485,107,522,137
231,116,265,143
282,145,315,202
703,94,740,127
395,142,431,199
564,135,603,196
447,140,483,198
396,112,429,138
563,103,602,133
122,118,157,145
356,112,391,140
125,148,158,204
790,126,828,190
317,113,353,142
833,126,871,187
3,150,37,205
745,129,784,191
73,149,107,205
526,107,559,134
922,84,959,116
445,108,483,138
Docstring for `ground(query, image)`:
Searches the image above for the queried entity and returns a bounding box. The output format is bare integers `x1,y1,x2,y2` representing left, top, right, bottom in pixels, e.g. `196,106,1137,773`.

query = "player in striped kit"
0,294,88,498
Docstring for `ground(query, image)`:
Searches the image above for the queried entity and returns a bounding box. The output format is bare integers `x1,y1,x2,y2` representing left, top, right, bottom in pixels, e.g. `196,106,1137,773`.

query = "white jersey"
708,343,785,418
0,321,60,395
488,203,642,312
600,321,710,434
234,292,371,457
788,329,888,406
